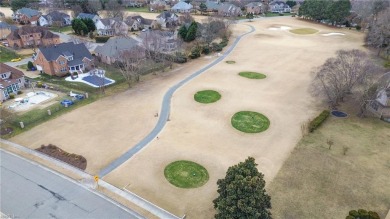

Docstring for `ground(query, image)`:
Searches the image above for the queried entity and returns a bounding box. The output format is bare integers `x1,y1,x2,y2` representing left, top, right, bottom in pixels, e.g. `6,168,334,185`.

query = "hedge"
95,36,110,43
347,209,380,219
309,110,330,132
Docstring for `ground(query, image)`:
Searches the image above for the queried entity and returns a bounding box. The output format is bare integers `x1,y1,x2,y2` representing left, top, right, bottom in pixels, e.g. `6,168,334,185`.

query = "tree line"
298,0,351,25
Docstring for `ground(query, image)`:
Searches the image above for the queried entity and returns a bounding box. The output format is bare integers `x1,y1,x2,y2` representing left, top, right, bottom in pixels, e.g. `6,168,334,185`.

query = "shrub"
349,210,359,217
9,93,15,99
309,110,330,132
202,46,210,54
17,90,22,95
174,55,187,63
95,36,110,43
356,25,361,31
368,211,380,219
384,61,390,68
346,216,354,219
27,61,34,70
189,46,201,59
278,13,284,16
37,81,43,88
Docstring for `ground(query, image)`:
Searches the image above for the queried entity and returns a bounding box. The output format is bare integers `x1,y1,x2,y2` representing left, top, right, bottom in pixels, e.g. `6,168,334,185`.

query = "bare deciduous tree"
311,49,382,108
366,7,390,57
116,46,146,87
105,0,125,20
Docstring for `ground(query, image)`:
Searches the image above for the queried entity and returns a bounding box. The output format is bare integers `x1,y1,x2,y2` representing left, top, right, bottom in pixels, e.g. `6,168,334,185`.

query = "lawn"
225,60,236,64
164,160,209,188
289,28,319,34
239,71,266,79
126,7,151,13
265,12,291,17
231,111,270,133
0,46,20,62
49,26,73,33
194,90,221,103
268,116,390,218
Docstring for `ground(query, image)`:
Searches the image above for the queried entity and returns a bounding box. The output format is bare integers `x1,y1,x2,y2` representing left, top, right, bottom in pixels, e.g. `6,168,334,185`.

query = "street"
0,149,144,219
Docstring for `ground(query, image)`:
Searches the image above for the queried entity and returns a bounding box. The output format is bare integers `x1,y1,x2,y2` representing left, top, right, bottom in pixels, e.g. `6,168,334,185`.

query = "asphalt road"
0,149,145,219
98,24,256,177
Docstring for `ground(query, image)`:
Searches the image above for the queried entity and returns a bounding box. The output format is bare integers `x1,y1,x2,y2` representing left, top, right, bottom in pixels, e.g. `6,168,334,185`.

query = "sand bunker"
321,32,345,36
268,26,292,30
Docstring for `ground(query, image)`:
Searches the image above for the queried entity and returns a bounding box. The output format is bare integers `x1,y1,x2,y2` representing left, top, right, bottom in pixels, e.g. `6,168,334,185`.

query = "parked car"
11,58,22,62
75,94,84,100
60,99,74,106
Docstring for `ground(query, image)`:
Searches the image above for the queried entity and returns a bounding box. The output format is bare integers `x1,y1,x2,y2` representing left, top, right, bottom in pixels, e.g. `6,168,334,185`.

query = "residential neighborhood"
0,0,389,219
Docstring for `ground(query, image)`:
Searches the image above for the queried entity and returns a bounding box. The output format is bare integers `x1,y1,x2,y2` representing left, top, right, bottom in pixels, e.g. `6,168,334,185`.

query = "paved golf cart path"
99,24,256,177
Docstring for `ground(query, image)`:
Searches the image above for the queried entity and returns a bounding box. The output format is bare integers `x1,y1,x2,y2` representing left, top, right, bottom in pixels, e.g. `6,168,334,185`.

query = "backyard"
268,114,390,219
0,46,20,62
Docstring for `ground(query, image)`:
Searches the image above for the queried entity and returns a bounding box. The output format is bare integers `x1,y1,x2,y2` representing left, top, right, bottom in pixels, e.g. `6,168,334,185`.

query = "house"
0,63,25,102
140,30,178,53
171,1,193,13
205,1,221,12
6,26,60,48
125,15,158,31
13,7,41,25
269,1,291,13
76,13,100,23
149,0,167,12
246,2,264,14
33,42,93,77
94,37,140,64
39,11,71,27
95,18,128,36
218,3,242,17
0,22,17,40
368,75,390,121
156,11,179,28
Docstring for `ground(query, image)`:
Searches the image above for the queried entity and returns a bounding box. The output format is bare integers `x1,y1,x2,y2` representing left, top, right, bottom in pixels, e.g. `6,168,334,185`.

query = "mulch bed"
36,144,87,170
0,127,13,136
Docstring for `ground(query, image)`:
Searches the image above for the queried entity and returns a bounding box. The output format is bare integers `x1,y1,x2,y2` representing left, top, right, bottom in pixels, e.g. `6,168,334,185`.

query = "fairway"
239,71,266,79
290,28,319,34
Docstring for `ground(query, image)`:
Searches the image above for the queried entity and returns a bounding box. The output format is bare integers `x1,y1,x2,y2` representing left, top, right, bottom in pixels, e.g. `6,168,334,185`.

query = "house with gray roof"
218,3,242,17
171,1,193,13
156,11,179,28
33,42,93,76
125,15,158,30
95,18,128,36
13,8,41,25
94,37,140,64
205,1,221,12
77,13,100,23
0,22,17,39
246,2,264,14
39,11,71,27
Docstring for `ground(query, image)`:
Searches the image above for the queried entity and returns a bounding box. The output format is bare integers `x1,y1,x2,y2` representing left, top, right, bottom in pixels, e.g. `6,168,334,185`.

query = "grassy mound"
164,160,209,188
194,90,221,103
231,111,270,133
239,72,266,79
225,60,236,64
289,28,319,35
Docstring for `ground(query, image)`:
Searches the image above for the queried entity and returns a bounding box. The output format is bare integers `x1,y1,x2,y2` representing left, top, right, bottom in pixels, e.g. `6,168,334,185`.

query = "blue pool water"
331,110,348,118
82,75,112,86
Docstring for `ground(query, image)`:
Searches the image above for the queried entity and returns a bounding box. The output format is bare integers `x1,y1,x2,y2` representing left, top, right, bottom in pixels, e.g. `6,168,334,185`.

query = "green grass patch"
194,90,221,103
16,64,28,70
49,25,73,33
0,46,20,62
289,28,319,35
239,71,266,79
126,7,151,13
231,111,270,133
164,160,209,188
225,60,236,64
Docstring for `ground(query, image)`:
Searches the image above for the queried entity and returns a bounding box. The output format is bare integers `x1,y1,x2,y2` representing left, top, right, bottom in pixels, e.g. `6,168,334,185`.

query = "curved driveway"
99,24,256,177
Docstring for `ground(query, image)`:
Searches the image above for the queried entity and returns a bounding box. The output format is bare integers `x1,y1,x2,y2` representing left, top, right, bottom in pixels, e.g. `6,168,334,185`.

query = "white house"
39,11,71,27
269,1,291,13
0,63,25,102
95,18,128,36
171,1,193,13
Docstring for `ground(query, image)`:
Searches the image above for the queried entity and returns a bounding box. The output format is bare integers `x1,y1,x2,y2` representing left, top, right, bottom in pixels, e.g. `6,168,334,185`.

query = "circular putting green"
239,72,266,79
164,160,209,188
289,28,319,35
194,90,221,103
225,60,236,64
231,111,270,133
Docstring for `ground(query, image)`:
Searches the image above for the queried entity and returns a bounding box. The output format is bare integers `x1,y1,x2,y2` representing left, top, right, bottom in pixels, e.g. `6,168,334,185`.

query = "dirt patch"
36,144,87,170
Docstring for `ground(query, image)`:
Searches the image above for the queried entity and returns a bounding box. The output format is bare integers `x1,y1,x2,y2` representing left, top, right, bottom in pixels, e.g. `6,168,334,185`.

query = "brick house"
246,2,264,15
0,63,26,102
6,26,60,48
13,7,41,25
33,42,93,77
